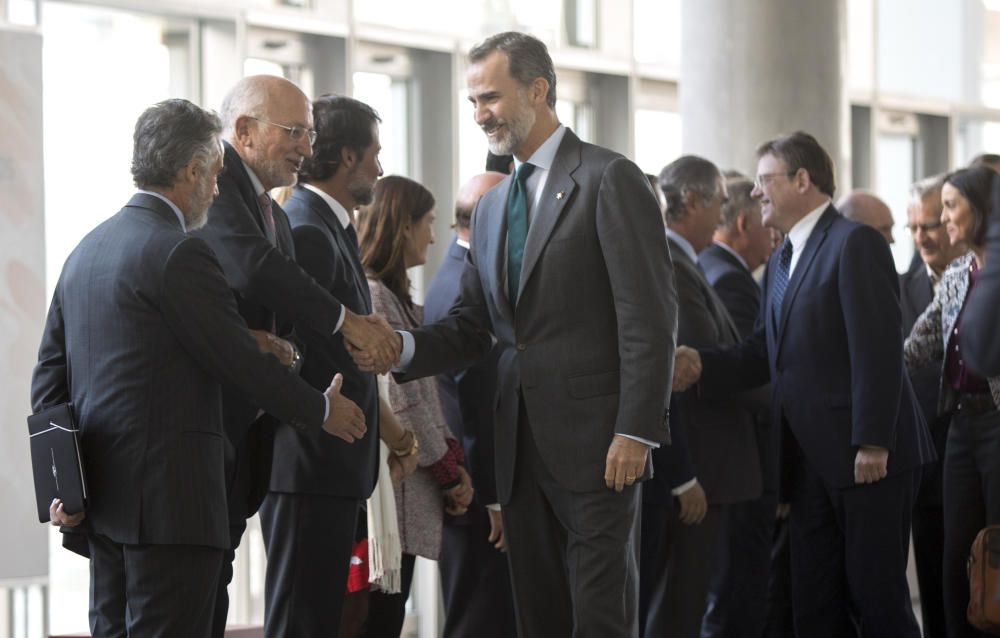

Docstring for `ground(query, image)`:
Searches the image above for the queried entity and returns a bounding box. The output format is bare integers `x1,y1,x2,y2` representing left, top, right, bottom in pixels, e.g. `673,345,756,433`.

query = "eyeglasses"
904,220,944,233
753,171,797,190
250,117,317,146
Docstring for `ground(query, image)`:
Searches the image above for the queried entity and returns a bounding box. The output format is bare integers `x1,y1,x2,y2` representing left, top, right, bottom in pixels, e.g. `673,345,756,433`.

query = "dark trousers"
88,533,223,638
503,414,641,638
363,553,416,637
211,521,246,638
701,492,778,638
258,491,360,638
640,501,725,638
912,451,947,638
787,449,920,638
439,506,517,638
763,516,794,638
942,410,1000,638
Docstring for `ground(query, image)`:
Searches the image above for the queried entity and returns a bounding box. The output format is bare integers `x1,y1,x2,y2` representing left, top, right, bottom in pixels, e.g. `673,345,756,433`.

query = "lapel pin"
556,191,565,200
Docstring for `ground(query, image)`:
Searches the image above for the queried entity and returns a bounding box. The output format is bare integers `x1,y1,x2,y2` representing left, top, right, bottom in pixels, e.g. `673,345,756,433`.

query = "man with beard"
34,98,366,638
192,76,399,636
258,94,384,636
354,32,678,637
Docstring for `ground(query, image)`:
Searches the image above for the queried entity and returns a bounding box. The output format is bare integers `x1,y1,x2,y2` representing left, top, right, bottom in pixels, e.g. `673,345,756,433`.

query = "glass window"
353,71,410,177
846,0,874,93
634,109,681,176
877,0,967,102
7,0,38,26
633,0,680,70
565,0,598,48
875,133,916,273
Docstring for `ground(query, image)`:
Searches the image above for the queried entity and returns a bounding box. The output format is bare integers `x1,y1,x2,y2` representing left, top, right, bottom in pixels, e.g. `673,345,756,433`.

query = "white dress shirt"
786,200,831,275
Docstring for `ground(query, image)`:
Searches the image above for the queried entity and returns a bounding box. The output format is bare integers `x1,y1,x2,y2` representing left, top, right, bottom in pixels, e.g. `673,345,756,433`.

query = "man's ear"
794,168,811,194
233,115,255,147
735,211,749,235
531,77,549,105
341,146,356,169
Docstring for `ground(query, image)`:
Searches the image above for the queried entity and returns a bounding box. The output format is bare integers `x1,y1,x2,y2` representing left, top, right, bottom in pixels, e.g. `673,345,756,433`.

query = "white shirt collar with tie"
511,124,568,215
785,199,830,275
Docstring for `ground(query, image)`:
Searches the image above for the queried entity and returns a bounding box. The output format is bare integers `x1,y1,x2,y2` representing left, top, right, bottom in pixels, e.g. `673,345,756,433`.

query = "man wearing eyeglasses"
899,173,965,638
675,131,934,637
193,75,400,638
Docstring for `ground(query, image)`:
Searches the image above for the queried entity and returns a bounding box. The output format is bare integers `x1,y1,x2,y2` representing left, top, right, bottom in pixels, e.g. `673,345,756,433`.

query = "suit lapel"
296,188,371,313
488,177,515,321
222,141,271,238
776,206,837,348
672,240,741,345
516,133,580,302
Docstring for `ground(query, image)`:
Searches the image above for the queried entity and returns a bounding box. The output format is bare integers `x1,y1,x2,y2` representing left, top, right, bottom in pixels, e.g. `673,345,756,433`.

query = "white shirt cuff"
671,478,698,496
395,330,415,370
486,503,501,512
332,306,345,334
616,433,660,449
322,395,329,422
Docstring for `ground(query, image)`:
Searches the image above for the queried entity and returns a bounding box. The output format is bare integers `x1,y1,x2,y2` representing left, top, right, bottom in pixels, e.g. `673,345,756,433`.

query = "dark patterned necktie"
506,162,535,307
258,192,277,244
345,222,359,252
770,239,794,327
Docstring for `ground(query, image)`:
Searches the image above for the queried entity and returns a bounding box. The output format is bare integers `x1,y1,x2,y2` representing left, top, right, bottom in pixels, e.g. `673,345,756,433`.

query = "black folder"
27,403,87,523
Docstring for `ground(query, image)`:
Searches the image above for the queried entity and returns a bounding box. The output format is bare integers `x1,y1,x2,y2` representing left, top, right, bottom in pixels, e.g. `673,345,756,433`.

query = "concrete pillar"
680,0,850,191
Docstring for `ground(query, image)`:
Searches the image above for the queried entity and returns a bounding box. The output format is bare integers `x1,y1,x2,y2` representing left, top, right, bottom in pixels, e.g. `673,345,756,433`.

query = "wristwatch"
392,432,419,458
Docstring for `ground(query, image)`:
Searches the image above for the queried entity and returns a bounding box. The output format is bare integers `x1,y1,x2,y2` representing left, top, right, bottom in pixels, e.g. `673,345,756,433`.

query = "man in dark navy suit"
676,132,934,637
424,171,517,638
258,94,386,637
33,99,365,638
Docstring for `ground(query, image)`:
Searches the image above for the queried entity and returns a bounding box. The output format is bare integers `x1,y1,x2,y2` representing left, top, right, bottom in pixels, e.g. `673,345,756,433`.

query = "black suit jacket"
648,239,760,506
698,243,761,339
962,195,1000,375
900,265,940,426
424,237,500,506
30,194,326,550
698,241,776,493
270,186,380,498
701,207,935,491
193,142,346,518
399,130,677,502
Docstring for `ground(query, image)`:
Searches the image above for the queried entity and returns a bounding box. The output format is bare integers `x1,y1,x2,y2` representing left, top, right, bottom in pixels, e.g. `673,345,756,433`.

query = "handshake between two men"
671,346,890,487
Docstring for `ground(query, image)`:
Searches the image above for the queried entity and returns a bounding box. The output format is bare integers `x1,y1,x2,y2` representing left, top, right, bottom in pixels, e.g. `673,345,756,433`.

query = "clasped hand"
672,346,702,392
343,311,401,375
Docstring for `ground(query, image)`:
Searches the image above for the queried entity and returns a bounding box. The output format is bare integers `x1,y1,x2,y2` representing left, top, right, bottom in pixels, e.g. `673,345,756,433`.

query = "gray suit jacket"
669,239,762,504
399,129,677,502
31,194,326,550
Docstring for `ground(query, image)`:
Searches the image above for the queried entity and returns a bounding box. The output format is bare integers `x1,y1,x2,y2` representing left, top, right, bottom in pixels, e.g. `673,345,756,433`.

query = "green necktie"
506,162,535,307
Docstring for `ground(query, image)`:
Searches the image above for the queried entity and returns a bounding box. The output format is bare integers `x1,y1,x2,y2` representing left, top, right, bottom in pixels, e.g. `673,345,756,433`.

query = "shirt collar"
456,237,471,250
512,125,566,173
925,263,940,287
241,159,267,198
137,189,186,232
787,199,831,254
302,183,351,229
665,228,699,265
711,239,749,271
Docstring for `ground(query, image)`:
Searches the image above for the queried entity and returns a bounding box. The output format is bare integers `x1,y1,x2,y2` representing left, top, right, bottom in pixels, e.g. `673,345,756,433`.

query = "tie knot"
515,162,535,183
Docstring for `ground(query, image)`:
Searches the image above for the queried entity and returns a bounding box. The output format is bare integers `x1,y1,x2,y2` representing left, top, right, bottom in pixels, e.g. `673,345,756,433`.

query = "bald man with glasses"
192,75,399,637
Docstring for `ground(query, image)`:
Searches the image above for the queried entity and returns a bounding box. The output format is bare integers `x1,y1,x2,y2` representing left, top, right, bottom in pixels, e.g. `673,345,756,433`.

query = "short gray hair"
469,31,557,108
219,76,270,134
131,99,222,189
720,179,757,229
910,173,946,200
658,155,721,224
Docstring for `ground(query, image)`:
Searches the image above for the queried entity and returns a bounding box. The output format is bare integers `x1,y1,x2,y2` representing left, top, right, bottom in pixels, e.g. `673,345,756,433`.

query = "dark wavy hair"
469,31,557,108
298,94,381,183
756,131,836,199
944,166,996,248
357,175,435,307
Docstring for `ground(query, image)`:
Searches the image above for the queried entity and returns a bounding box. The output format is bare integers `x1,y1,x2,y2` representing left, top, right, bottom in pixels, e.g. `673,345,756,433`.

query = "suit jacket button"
517,343,526,351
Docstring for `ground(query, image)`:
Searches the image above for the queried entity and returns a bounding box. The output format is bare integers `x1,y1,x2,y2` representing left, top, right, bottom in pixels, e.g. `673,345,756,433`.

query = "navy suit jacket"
271,186,380,499
962,193,1000,375
31,194,325,550
424,237,500,507
701,206,934,491
698,243,761,339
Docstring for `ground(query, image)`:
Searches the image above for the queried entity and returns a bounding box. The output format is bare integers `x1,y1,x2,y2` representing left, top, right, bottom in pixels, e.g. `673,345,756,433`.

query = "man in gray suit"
33,99,365,638
353,31,677,638
641,156,762,638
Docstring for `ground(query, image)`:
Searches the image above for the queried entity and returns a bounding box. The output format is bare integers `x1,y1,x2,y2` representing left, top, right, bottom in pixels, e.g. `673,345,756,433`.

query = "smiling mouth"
483,123,504,136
